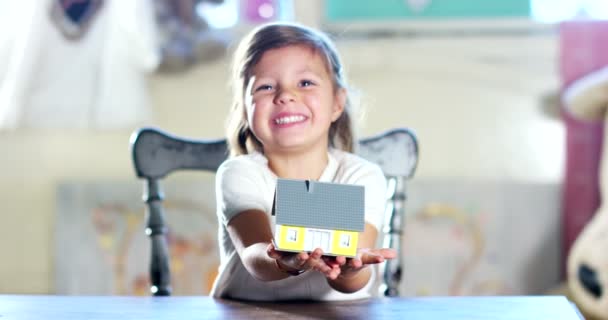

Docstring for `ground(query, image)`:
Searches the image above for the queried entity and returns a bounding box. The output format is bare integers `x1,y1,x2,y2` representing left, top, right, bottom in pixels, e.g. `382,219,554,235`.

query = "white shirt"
210,148,387,301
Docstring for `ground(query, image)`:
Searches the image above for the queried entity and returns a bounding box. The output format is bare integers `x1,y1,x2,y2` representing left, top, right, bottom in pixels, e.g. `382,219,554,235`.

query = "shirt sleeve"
215,157,270,227
360,165,387,232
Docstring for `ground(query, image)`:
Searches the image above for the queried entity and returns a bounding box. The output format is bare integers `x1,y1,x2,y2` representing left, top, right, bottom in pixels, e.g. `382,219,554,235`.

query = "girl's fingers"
325,248,397,278
348,257,363,269
322,255,345,268
357,248,397,265
266,243,282,259
313,262,332,274
360,252,384,265
271,246,394,279
306,248,338,275
327,267,341,280
316,260,338,277
269,246,396,278
282,251,308,270
310,248,323,259
297,251,310,261
268,243,315,270
372,248,397,259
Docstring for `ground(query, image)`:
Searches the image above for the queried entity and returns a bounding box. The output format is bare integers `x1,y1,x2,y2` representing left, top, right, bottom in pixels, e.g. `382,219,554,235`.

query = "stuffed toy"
153,0,229,73
563,65,608,319
0,0,159,130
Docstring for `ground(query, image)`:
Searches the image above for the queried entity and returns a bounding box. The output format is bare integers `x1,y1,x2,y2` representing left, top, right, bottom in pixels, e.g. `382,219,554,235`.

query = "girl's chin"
276,142,309,150
267,140,313,152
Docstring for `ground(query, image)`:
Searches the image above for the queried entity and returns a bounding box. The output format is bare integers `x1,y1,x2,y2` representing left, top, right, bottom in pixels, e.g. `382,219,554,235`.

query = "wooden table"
0,295,582,319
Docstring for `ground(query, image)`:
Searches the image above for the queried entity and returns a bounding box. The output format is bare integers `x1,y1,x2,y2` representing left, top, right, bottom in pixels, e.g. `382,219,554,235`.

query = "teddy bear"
563,65,608,319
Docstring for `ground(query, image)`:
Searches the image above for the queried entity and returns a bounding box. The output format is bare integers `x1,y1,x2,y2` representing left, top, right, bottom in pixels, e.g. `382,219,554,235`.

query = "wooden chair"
130,127,418,297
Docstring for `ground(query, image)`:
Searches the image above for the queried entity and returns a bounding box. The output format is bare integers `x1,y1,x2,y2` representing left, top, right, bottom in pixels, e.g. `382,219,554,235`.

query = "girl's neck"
265,147,330,180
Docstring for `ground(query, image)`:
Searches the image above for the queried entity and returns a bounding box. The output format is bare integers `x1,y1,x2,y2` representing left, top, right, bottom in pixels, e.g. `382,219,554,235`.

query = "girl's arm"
227,209,336,281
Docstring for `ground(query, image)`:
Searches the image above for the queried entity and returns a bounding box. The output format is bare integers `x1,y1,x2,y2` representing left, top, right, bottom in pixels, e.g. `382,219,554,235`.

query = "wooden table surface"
0,295,583,319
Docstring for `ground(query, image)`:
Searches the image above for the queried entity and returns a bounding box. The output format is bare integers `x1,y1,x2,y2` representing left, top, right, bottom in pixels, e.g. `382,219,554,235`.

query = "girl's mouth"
273,115,307,125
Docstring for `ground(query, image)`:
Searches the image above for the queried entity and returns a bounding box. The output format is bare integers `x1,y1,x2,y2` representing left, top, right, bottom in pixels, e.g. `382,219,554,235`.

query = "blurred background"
1,0,606,313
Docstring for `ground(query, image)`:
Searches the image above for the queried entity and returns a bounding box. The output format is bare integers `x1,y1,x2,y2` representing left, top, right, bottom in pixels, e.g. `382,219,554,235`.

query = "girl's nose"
275,89,296,105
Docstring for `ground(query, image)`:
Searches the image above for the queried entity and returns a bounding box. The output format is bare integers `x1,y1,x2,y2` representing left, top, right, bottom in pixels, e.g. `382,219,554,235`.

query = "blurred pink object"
243,0,276,23
560,20,608,274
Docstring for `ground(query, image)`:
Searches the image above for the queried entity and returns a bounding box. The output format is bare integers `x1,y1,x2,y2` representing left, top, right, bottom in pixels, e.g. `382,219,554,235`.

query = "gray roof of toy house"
273,178,365,232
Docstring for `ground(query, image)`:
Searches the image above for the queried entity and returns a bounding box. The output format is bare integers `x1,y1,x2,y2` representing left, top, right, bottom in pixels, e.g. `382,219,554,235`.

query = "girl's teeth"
275,115,304,124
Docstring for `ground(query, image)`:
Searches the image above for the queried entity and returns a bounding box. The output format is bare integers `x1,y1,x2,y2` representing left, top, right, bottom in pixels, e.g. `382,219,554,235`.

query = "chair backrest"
130,127,418,296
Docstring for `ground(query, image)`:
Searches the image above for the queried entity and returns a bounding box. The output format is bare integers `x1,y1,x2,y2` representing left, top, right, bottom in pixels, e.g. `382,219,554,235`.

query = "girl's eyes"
299,80,314,87
254,80,315,92
255,84,273,92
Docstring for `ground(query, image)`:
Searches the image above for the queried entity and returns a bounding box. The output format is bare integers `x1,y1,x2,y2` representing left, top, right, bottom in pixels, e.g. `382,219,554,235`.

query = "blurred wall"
0,30,562,293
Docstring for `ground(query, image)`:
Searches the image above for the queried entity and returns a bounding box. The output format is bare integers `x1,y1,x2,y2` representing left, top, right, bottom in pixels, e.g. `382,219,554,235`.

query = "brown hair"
226,22,356,157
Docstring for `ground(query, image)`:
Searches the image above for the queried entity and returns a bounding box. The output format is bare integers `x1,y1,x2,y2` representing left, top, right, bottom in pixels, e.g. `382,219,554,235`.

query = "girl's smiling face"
245,44,345,155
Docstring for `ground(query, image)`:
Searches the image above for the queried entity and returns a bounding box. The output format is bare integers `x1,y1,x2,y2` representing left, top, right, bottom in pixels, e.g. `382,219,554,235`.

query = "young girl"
210,22,396,301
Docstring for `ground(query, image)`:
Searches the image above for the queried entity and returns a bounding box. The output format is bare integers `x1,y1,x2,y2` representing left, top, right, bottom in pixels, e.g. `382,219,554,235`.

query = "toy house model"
272,178,365,257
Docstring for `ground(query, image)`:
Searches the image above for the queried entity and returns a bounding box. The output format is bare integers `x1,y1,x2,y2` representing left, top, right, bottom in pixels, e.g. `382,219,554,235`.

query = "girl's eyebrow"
251,66,325,80
251,77,273,85
294,67,321,76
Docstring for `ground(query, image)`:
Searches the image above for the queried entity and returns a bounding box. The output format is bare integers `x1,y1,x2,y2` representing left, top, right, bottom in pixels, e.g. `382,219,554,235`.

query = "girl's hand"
266,243,341,278
324,248,397,279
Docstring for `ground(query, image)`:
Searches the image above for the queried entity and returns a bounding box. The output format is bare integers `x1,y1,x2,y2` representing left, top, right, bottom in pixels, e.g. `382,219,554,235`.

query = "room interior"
0,0,606,318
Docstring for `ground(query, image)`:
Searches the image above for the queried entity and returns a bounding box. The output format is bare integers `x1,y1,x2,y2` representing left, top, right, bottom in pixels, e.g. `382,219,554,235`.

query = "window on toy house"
287,229,298,242
340,234,351,248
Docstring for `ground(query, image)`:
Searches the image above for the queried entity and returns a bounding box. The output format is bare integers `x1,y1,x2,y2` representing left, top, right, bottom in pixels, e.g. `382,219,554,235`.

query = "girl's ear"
331,88,346,122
